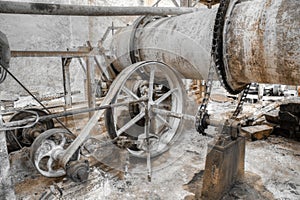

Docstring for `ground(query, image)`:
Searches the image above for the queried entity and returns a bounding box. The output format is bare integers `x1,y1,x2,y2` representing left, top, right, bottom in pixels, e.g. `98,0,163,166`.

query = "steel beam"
0,1,198,16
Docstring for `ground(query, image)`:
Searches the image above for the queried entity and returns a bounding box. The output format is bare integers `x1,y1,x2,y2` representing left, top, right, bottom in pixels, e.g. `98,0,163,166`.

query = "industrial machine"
0,0,299,194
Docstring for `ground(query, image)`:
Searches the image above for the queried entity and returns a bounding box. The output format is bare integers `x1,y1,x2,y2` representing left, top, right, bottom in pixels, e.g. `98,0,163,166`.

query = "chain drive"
195,0,250,134
231,84,250,119
195,60,215,134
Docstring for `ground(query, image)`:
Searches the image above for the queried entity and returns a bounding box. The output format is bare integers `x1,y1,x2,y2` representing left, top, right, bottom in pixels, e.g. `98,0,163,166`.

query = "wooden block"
241,125,273,140
264,110,279,124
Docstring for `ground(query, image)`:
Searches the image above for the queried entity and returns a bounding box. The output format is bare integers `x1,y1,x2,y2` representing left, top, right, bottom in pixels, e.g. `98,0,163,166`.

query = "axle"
1,98,148,131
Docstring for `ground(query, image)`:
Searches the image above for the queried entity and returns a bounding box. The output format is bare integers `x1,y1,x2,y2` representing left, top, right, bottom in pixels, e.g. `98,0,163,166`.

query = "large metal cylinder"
111,0,300,92
111,7,217,80
225,0,300,91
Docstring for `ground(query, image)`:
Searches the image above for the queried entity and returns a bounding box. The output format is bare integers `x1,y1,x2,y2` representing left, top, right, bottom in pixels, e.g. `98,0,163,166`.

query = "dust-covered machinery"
0,0,299,185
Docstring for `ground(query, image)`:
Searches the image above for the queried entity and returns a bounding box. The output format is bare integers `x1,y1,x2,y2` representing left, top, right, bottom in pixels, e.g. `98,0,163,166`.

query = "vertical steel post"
86,57,96,118
62,58,72,108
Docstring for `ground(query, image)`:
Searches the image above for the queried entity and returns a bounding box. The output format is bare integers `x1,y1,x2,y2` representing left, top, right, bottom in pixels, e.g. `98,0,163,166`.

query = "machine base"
201,136,245,200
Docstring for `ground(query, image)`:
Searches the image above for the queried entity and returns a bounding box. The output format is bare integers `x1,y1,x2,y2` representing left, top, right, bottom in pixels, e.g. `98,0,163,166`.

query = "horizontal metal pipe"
2,98,148,130
11,50,92,58
0,98,148,131
152,108,196,121
0,1,199,16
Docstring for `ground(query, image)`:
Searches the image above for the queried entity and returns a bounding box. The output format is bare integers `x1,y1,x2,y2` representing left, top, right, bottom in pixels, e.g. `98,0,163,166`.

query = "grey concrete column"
0,117,16,199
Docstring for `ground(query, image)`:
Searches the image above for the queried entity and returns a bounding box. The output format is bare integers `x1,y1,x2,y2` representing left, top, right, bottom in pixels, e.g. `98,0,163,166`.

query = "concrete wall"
0,0,178,99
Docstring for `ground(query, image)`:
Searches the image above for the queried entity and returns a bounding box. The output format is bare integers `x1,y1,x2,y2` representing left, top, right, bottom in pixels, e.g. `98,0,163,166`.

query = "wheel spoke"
122,86,140,100
156,114,172,129
122,86,145,107
47,157,54,172
144,109,152,181
116,110,146,136
154,88,178,105
148,66,156,103
59,133,66,147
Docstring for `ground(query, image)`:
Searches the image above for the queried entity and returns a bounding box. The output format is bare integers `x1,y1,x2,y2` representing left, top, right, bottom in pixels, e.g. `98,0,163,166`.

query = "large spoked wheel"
30,128,77,178
105,61,186,158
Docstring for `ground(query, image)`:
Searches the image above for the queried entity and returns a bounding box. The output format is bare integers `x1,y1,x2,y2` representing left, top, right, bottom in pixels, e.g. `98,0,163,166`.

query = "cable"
1,66,75,137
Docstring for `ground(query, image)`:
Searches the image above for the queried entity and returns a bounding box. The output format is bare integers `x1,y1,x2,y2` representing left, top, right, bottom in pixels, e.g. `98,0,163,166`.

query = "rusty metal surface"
201,136,245,200
0,1,199,16
225,0,300,90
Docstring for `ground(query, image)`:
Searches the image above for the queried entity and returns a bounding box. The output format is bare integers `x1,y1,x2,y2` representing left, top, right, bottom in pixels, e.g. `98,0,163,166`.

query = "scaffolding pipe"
0,1,199,16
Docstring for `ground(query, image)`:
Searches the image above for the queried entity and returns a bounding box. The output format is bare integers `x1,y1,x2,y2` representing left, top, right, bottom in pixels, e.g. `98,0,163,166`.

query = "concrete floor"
7,97,300,200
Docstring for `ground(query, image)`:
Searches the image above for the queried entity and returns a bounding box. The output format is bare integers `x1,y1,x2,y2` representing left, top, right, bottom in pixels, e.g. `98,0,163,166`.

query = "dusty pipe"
0,1,199,16
111,0,300,92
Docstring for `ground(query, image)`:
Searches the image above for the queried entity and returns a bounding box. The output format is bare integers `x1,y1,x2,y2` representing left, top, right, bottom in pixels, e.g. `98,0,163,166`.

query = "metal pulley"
6,109,54,152
66,160,90,182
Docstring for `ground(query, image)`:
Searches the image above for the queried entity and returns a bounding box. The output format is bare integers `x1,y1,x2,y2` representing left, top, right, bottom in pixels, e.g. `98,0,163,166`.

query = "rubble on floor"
2,90,300,199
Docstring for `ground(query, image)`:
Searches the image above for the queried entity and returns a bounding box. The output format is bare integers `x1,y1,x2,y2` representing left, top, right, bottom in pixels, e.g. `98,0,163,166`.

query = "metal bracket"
223,119,241,139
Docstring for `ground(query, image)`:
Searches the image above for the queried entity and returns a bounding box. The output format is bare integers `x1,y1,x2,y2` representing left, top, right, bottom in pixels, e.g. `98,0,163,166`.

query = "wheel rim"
106,61,185,158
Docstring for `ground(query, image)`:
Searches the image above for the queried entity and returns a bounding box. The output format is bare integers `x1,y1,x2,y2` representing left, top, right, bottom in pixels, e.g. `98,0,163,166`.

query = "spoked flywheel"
105,61,186,158
30,128,78,177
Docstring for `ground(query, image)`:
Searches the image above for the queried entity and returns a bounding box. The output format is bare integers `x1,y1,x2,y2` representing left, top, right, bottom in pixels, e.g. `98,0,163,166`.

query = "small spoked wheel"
30,128,77,177
105,61,186,158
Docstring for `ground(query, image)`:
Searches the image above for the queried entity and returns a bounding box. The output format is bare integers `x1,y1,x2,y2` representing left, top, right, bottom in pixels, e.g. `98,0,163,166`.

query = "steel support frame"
10,47,100,114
